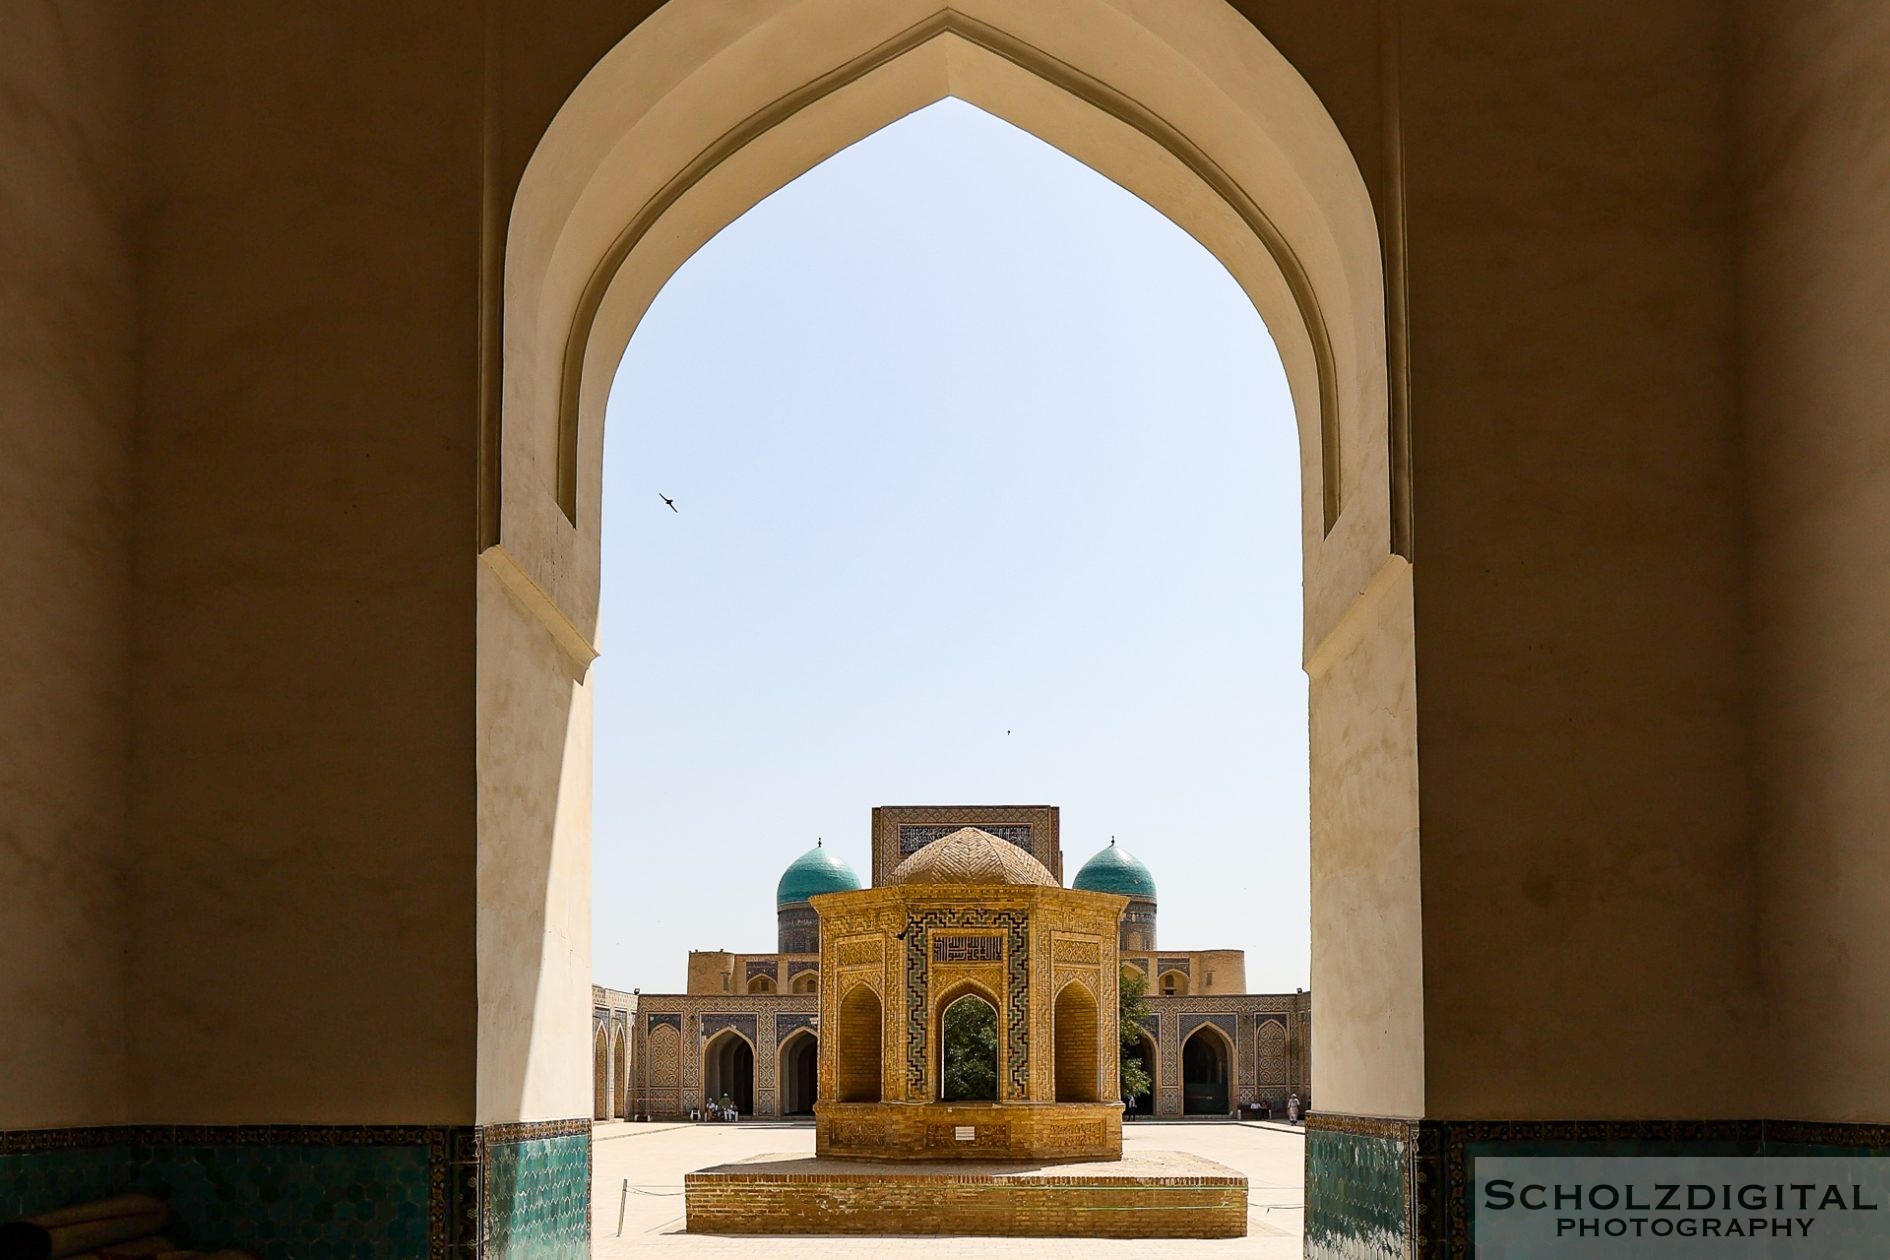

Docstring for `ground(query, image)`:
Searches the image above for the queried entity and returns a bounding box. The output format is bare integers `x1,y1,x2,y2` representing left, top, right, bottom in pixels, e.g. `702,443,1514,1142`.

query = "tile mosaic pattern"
1306,1122,1410,1260
143,1139,432,1258
0,1142,137,1221
482,1130,589,1260
902,907,1030,1096
897,823,1033,855
1,1120,595,1259
0,1127,436,1260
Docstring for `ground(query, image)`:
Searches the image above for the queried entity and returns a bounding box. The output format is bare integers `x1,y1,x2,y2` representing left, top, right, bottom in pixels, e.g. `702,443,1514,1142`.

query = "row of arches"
1120,1024,1246,1116
663,997,1267,1118
592,1023,629,1120
744,972,819,995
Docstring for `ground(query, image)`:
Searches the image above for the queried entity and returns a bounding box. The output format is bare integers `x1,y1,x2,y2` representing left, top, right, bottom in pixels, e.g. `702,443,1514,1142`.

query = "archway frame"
778,1027,820,1115
1180,1021,1236,1115
477,0,1423,1131
1052,977,1103,1103
701,1027,757,1114
934,979,1005,1102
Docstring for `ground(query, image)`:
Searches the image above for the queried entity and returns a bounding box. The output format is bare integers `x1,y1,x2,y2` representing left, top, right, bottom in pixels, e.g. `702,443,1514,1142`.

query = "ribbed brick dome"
888,827,1057,887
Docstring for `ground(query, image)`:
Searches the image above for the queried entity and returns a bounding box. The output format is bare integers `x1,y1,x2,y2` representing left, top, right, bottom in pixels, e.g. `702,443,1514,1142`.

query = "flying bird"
660,494,677,513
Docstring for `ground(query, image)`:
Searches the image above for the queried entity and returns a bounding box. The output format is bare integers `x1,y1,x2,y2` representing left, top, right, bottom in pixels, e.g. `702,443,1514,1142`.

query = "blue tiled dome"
1071,839,1157,901
776,841,863,907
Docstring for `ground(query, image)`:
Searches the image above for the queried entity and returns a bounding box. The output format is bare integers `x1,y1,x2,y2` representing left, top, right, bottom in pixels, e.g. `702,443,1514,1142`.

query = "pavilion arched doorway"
1053,982,1101,1103
836,985,883,1103
704,1031,755,1115
939,991,1000,1102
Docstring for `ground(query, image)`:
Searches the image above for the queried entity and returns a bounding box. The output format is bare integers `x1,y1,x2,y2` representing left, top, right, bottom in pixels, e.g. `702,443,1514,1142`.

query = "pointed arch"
938,985,1001,1102
1053,979,1101,1102
836,983,883,1103
592,1026,611,1120
481,0,1423,1142
778,1027,820,1115
1181,1022,1234,1115
702,1027,756,1114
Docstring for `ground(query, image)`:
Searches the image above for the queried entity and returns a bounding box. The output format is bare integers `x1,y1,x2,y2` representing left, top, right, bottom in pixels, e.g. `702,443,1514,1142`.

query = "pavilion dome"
776,841,863,907
888,827,1057,888
1071,839,1157,901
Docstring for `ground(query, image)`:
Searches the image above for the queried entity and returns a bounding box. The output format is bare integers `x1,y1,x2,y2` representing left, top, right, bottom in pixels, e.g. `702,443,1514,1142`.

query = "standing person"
1287,1091,1301,1124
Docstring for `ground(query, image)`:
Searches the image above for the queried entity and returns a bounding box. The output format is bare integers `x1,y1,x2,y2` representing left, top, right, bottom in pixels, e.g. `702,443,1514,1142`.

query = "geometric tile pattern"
0,1121,596,1260
897,823,1034,855
144,1140,432,1258
902,907,1030,1096
482,1131,589,1260
1257,1018,1289,1087
1305,1124,1408,1260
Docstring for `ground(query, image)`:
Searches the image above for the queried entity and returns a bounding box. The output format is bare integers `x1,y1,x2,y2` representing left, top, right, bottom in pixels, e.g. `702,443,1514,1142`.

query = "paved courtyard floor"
590,1119,1304,1258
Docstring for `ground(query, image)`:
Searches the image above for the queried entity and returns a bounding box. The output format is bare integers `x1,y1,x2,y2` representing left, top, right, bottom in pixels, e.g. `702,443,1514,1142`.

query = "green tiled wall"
142,1141,432,1258
1307,1127,1409,1260
0,1133,433,1259
0,1144,137,1220
483,1133,589,1260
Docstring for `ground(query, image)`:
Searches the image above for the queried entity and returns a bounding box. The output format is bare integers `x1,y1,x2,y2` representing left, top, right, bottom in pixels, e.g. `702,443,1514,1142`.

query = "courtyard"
589,1120,1305,1257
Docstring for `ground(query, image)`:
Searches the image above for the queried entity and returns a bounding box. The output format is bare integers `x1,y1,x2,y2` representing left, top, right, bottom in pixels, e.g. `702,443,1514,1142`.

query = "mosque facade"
599,806,1312,1122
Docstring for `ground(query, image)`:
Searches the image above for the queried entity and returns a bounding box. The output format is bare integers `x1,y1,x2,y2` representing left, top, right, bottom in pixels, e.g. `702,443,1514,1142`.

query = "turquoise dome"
1071,839,1157,901
776,842,863,907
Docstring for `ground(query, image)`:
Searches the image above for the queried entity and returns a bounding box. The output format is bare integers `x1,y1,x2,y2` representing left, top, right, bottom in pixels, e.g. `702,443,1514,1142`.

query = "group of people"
1252,1091,1302,1124
689,1095,741,1122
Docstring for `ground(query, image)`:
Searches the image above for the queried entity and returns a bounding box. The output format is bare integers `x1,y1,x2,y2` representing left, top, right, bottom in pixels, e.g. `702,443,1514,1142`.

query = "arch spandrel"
497,0,1390,654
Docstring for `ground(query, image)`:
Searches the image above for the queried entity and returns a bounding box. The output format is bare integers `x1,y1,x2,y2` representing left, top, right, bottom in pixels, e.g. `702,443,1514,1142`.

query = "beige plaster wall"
477,564,594,1124
1308,559,1423,1118
1739,0,1890,1123
0,0,139,1129
125,2,483,1124
1403,0,1755,1118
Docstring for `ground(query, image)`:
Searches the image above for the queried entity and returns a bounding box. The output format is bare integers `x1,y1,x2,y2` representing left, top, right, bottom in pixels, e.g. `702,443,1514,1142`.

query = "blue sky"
592,99,1308,993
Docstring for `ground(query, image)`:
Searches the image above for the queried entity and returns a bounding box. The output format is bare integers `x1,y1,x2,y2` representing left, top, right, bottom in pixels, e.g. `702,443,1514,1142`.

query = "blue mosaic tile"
1307,1127,1408,1260
484,1133,589,1260
0,1146,138,1220
138,1141,432,1260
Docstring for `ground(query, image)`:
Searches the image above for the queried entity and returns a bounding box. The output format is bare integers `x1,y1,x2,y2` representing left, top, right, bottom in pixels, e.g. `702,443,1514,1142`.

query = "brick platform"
683,1149,1248,1238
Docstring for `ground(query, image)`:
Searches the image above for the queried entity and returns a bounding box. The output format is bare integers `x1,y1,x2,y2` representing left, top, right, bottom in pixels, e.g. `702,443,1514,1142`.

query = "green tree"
1119,968,1154,1106
941,996,999,1101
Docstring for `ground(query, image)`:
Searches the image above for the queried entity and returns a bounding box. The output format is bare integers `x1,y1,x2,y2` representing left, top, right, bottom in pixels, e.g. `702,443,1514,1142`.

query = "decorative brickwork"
684,1152,1246,1238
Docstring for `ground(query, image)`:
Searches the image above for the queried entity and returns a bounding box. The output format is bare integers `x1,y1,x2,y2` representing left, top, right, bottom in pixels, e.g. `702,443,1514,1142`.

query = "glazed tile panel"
142,1141,431,1258
1306,1127,1408,1260
0,1145,137,1220
483,1132,589,1260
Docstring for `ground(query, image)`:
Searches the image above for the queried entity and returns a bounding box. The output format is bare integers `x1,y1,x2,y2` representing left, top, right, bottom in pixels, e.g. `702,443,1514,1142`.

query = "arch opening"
593,1028,611,1121
1182,1026,1231,1115
779,1030,819,1116
483,0,1421,1148
790,971,819,994
836,985,883,1103
703,1030,755,1115
1053,981,1101,1103
939,990,1000,1102
1124,1028,1158,1115
748,975,775,994
1158,969,1189,997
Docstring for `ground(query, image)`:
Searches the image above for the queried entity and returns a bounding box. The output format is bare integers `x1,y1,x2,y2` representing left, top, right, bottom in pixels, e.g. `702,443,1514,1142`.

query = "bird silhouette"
660,494,677,512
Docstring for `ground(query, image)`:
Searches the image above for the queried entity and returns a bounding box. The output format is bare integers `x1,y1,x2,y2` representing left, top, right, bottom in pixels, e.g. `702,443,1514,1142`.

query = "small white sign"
955,1126,976,1142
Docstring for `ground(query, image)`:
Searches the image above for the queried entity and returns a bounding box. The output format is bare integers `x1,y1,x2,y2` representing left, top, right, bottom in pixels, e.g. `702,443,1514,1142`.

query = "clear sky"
592,99,1309,994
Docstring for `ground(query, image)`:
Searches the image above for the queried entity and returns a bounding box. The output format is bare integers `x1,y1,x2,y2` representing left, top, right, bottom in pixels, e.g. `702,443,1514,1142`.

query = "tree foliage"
940,995,999,1101
1119,968,1154,1104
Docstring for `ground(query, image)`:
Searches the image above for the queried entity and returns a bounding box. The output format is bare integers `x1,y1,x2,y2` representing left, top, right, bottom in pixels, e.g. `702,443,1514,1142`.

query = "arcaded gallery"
5,1,1890,1258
